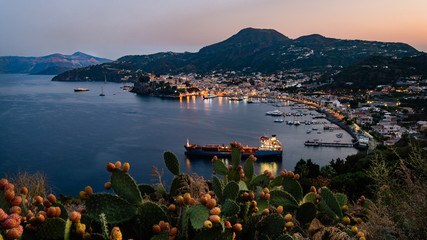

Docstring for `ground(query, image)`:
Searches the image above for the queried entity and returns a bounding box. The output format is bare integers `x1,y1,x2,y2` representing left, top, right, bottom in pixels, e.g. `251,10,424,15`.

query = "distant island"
0,52,112,75
52,28,421,82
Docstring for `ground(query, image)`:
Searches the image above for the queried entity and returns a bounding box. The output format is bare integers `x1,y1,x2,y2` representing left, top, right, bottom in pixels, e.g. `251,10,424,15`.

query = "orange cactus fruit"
85,186,93,196
287,171,295,178
0,209,8,221
6,225,23,239
159,221,167,231
4,183,14,192
293,173,300,180
55,207,62,217
232,223,242,232
209,215,221,224
351,226,358,234
263,187,270,194
36,213,45,223
47,194,57,204
69,211,82,223
356,217,363,224
104,182,112,190
199,195,208,205
189,198,197,206
152,224,161,234
110,226,122,239
262,209,270,215
209,207,221,215
122,162,130,172
10,196,22,206
285,221,294,228
284,213,292,222
106,162,115,172
259,191,265,199
2,217,19,229
176,195,184,205
4,190,15,201
359,237,366,240
357,231,365,238
47,207,57,218
203,220,212,229
249,192,255,200
76,223,86,236
20,187,28,195
168,204,176,212
169,227,178,235
34,196,43,205
9,206,22,215
164,222,171,231
115,161,122,169
0,178,9,190
276,206,283,214
206,199,217,209
264,193,270,200
38,211,47,219
225,221,232,228
79,191,87,200
183,193,191,205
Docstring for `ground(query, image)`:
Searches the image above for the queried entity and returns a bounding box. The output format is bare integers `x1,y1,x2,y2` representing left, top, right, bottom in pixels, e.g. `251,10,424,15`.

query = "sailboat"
99,75,106,96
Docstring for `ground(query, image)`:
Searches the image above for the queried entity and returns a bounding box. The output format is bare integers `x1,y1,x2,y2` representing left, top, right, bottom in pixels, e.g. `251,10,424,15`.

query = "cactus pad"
139,201,168,230
138,184,156,195
64,219,72,240
52,202,69,220
213,160,228,176
270,176,282,187
333,193,348,208
111,168,143,206
212,176,224,203
150,231,170,240
193,228,234,240
223,181,239,201
302,192,316,204
317,187,342,219
231,147,241,168
36,217,66,240
86,193,138,224
257,213,286,235
250,174,270,188
256,198,269,215
282,178,303,202
163,151,181,175
0,190,10,212
362,198,377,210
221,199,240,217
244,158,254,181
269,190,298,211
275,234,294,240
238,181,248,191
187,203,210,230
296,202,316,225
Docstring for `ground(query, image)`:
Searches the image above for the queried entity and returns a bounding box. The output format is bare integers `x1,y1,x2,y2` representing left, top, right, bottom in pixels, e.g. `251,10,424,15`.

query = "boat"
336,133,343,138
100,75,106,96
274,119,284,123
229,96,243,101
306,130,311,134
294,121,301,125
74,88,89,92
185,135,282,159
203,94,217,99
266,110,283,116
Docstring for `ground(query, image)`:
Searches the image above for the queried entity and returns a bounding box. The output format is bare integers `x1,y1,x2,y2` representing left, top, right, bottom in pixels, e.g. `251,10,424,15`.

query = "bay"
0,74,358,195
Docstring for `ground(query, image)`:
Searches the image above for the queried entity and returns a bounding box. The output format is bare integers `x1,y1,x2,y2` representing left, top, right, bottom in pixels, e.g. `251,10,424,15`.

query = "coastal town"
131,69,427,149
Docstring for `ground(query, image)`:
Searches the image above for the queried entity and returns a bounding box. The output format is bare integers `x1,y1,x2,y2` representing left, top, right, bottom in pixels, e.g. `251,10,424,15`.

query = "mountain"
52,28,421,82
0,52,112,75
321,54,427,89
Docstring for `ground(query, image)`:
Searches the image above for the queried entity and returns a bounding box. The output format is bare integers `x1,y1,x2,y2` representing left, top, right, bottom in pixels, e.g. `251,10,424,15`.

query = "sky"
1,0,427,60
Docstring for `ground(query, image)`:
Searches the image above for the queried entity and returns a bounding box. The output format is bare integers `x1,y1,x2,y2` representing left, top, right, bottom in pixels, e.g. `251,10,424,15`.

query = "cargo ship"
184,135,282,159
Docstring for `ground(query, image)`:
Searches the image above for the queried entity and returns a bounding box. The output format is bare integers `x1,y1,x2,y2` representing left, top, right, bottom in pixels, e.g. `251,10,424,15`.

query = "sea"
0,74,358,195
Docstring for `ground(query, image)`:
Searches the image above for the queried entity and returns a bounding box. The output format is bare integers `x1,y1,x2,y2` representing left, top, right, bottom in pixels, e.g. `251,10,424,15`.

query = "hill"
0,52,112,75
322,54,427,89
52,28,420,82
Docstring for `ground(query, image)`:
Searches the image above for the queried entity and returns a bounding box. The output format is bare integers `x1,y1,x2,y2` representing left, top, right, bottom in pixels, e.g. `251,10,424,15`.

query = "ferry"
74,88,89,92
185,135,282,159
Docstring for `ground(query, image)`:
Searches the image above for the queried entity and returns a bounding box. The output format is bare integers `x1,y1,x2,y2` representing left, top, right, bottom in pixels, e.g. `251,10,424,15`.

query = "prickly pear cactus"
223,181,239,201
86,193,138,224
213,160,228,176
243,158,254,181
275,234,294,240
138,184,156,195
36,218,66,240
111,168,143,206
231,147,241,168
163,151,180,176
187,203,210,230
334,193,348,208
212,176,224,203
257,213,286,235
222,199,240,217
269,190,298,211
282,178,303,202
302,192,316,204
138,201,168,230
317,187,343,220
193,228,234,240
296,202,316,225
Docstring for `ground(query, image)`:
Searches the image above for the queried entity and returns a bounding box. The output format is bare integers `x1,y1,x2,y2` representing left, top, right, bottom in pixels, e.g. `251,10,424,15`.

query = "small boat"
294,121,301,125
274,119,284,123
229,96,243,101
266,110,283,116
74,88,89,92
203,94,217,99
336,133,343,138
306,130,311,134
185,135,283,159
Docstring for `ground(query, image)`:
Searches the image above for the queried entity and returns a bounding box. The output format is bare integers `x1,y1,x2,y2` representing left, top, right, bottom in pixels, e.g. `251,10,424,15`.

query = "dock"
304,141,355,148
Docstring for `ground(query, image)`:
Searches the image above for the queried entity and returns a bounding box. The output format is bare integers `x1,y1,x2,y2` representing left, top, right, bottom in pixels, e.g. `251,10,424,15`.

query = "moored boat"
185,135,282,159
74,88,89,92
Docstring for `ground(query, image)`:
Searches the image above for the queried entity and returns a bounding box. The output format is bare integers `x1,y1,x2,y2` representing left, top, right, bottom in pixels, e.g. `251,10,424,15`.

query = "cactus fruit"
206,199,216,209
284,213,292,222
79,191,87,200
104,182,112,190
5,225,23,239
232,223,242,232
115,161,122,169
69,211,81,223
209,214,220,223
285,221,294,229
8,206,21,215
163,152,180,176
204,220,212,229
152,224,161,234
209,207,221,215
106,163,115,172
84,186,93,196
0,209,7,221
4,190,15,201
0,178,8,189
10,196,22,206
110,226,122,240
343,216,351,225
47,194,56,203
168,204,176,212
122,162,130,173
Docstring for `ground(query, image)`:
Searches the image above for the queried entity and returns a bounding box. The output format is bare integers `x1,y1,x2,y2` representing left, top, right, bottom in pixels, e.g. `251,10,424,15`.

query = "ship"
74,88,89,92
185,135,282,159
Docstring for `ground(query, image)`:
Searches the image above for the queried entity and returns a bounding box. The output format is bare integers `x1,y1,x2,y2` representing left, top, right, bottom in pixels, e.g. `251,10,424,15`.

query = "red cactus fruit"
224,221,232,228
2,218,19,229
259,191,265,199
69,211,82,223
34,196,43,205
4,183,14,192
206,199,216,209
9,206,22,215
10,196,22,206
209,215,221,223
85,186,93,196
106,162,115,172
47,194,57,204
20,187,28,195
164,222,170,231
152,224,161,234
170,227,178,235
232,223,242,232
249,192,255,200
4,190,15,201
0,178,9,190
104,182,112,190
115,161,122,169
122,162,130,172
264,193,270,200
6,225,23,239
209,207,221,215
203,220,212,229
0,209,8,222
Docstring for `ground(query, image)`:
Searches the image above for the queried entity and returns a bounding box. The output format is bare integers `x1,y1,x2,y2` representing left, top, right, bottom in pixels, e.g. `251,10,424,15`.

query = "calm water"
0,74,358,195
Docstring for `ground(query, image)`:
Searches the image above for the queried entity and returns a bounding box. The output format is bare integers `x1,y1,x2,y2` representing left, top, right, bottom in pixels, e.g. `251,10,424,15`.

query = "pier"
304,140,355,148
